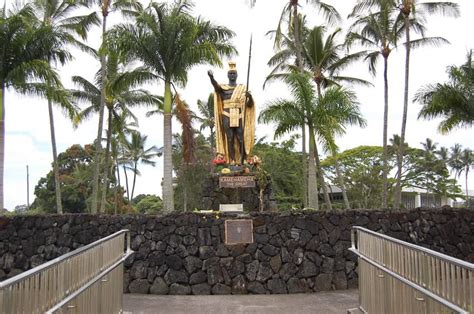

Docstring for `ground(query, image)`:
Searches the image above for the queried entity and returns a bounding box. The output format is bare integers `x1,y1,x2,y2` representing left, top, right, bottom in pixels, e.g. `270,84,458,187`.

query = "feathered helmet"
228,61,237,72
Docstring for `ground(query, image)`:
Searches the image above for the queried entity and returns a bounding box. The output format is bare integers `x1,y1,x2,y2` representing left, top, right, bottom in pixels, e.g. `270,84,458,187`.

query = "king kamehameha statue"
208,62,256,165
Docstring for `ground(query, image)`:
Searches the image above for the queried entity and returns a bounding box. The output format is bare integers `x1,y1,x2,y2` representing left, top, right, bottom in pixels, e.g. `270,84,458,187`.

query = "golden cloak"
214,84,255,163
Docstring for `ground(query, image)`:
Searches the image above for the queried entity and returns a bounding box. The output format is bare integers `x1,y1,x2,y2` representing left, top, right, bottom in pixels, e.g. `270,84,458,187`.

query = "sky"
4,0,474,210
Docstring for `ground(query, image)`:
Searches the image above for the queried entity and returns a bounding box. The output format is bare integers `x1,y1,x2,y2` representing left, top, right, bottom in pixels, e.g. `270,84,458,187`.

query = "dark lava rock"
189,271,207,285
267,279,287,294
247,281,267,294
129,279,150,294
287,278,308,293
169,283,191,295
231,274,247,294
314,273,332,291
192,283,211,295
150,277,169,295
212,283,232,295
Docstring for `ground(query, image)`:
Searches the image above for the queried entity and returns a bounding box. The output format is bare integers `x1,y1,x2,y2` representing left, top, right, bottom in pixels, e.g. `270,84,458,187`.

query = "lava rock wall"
0,209,472,295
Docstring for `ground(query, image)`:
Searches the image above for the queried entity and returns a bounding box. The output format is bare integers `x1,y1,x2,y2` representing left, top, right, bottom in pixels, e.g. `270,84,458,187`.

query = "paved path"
123,290,358,314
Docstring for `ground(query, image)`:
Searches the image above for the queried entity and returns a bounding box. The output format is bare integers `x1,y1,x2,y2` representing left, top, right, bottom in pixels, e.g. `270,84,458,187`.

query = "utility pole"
26,165,30,210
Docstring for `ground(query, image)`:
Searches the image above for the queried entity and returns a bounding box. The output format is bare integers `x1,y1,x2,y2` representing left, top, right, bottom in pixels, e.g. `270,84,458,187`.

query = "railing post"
350,228,358,252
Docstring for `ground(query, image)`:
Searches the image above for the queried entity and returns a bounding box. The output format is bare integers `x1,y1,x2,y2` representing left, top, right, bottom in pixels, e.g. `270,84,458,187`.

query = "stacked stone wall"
0,209,472,294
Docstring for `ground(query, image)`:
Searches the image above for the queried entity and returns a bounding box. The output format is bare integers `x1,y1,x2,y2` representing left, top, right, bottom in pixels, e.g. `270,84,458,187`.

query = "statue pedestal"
201,175,277,211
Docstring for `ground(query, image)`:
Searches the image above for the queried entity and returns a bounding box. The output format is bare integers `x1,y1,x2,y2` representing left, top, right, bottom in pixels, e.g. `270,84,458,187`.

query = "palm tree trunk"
334,155,350,210
91,13,108,214
307,128,318,209
292,2,308,208
382,55,389,209
131,161,137,200
163,81,174,212
466,170,470,207
314,143,332,210
302,124,308,207
0,83,5,211
100,108,113,213
47,98,63,214
315,83,332,210
123,163,130,201
395,14,411,209
183,186,188,212
114,158,120,214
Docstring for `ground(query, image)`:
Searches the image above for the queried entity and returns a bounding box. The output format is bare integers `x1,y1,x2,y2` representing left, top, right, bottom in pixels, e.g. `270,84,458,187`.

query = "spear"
241,34,253,164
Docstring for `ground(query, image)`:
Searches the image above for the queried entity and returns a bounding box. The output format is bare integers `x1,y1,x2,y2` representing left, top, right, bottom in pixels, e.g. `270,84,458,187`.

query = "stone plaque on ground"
225,219,254,244
219,176,256,188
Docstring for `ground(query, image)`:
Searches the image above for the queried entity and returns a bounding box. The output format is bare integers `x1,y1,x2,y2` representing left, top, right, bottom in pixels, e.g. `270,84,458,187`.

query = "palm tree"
415,50,474,133
33,0,99,214
396,0,459,208
269,1,340,208
109,0,236,212
450,145,473,207
458,149,473,207
303,25,371,210
352,0,458,208
72,50,159,212
310,86,367,210
88,0,142,214
267,20,369,209
347,5,400,209
195,93,215,149
259,72,315,208
0,4,69,210
260,72,366,209
122,131,159,200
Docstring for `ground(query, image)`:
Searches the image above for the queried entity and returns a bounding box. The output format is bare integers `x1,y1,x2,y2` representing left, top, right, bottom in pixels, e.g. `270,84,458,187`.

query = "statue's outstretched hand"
207,70,214,78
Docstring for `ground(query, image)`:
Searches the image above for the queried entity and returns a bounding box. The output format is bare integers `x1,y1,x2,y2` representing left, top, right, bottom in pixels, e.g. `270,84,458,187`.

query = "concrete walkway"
123,289,358,314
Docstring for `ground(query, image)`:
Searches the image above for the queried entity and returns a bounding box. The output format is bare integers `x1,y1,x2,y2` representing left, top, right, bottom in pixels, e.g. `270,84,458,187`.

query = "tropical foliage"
3,0,472,213
108,0,236,213
415,51,474,133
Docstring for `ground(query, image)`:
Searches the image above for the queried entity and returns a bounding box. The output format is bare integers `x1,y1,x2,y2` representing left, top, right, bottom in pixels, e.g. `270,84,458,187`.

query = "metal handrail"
0,229,131,289
0,229,131,313
351,226,474,314
45,249,133,314
350,247,469,314
351,226,474,270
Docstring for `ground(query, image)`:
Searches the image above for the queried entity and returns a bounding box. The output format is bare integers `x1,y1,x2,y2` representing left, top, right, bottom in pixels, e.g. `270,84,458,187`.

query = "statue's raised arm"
208,70,222,93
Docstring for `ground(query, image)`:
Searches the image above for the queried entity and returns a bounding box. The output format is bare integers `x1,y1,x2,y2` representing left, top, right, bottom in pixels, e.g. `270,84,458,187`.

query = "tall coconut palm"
268,22,370,210
109,0,236,212
88,0,142,214
352,0,457,208
260,72,366,209
72,50,160,212
122,131,159,200
395,0,459,209
458,148,473,207
436,146,449,164
0,4,69,210
33,0,99,214
347,5,400,209
450,145,473,207
259,72,316,208
304,25,371,210
310,86,367,210
271,1,340,207
415,50,474,133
